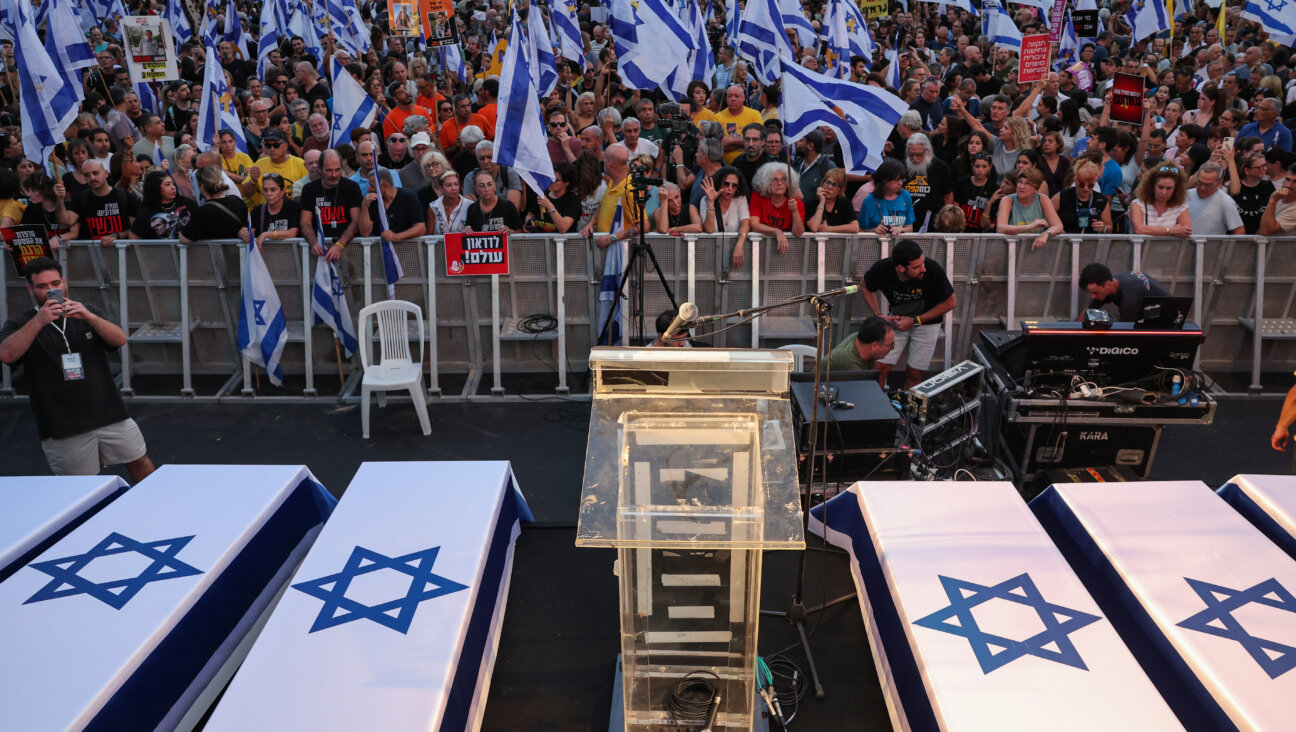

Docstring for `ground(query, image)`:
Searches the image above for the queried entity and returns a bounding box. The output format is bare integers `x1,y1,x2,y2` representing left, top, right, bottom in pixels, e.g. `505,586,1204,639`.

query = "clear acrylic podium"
578,347,805,731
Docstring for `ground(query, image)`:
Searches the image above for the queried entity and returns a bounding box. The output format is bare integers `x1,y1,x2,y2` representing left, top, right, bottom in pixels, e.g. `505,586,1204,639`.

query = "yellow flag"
1216,1,1227,38
1166,0,1175,58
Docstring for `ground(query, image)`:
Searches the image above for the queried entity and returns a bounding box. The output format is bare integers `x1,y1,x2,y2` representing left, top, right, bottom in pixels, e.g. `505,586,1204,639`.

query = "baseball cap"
262,129,288,143
410,132,433,148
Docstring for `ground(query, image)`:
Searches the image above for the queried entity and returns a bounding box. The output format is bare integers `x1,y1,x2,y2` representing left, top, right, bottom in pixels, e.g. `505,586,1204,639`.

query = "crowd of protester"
0,0,1295,276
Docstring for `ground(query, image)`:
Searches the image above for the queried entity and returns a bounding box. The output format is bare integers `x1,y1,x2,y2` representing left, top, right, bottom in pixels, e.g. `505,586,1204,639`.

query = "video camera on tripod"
656,103,698,170
629,160,663,192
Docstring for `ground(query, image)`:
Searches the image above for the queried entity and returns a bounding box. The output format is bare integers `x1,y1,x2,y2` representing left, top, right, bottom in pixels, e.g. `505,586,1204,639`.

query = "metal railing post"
944,236,955,368
686,235,696,305
815,235,827,292
361,239,374,309
116,241,132,395
301,241,315,396
240,243,253,396
555,236,569,394
491,273,503,395
426,237,441,397
1070,236,1081,316
750,233,762,344
179,243,193,397
1006,236,1017,329
1251,238,1266,393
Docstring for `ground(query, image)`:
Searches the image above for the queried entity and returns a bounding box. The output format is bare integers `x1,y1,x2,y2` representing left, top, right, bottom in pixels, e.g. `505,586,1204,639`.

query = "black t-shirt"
909,97,944,131
20,203,73,240
251,199,302,237
0,304,129,440
165,103,193,133
75,187,140,238
733,153,775,189
1236,179,1275,235
130,196,198,239
806,197,856,228
367,188,424,235
525,190,582,233
904,158,953,229
223,59,254,88
181,195,248,241
301,178,364,240
1089,271,1171,321
863,256,955,318
61,171,89,204
953,176,995,230
466,198,522,232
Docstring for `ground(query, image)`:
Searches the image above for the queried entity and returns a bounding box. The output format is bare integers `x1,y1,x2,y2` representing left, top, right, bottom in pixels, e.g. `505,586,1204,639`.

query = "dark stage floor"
0,396,1288,730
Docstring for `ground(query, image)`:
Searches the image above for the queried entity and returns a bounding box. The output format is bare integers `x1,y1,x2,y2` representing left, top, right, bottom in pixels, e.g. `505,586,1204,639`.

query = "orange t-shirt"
440,113,490,151
416,92,446,114
476,103,498,139
383,104,434,138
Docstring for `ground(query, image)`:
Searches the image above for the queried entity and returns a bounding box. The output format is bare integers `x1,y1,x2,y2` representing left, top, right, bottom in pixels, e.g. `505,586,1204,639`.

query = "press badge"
62,352,84,381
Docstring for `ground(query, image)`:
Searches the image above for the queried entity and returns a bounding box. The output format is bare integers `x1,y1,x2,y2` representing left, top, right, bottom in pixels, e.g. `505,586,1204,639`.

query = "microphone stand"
688,286,858,700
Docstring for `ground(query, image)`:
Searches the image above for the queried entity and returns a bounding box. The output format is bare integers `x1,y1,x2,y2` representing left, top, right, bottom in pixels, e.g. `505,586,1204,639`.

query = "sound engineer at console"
823,316,895,372
1077,263,1170,322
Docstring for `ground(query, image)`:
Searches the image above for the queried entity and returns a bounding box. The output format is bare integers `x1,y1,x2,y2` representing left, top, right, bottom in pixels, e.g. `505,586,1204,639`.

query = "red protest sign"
1049,0,1068,41
1018,34,1052,84
1111,72,1146,126
2,225,52,271
444,232,510,276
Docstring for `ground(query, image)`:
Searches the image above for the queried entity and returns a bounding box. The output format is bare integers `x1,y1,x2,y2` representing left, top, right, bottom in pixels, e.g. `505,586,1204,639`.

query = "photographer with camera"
0,258,155,481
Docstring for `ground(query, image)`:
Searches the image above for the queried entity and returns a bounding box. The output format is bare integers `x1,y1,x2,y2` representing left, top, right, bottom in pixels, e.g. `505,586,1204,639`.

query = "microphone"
662,302,699,341
812,284,860,299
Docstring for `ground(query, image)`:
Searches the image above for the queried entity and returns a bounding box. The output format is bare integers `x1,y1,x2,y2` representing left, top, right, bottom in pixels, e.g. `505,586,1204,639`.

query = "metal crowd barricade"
3,233,1295,399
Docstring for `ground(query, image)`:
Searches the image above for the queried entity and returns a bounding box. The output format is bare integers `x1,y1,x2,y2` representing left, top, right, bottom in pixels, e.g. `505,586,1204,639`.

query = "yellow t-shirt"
692,108,717,127
0,198,26,224
595,176,640,234
246,155,309,208
714,106,763,163
221,152,255,184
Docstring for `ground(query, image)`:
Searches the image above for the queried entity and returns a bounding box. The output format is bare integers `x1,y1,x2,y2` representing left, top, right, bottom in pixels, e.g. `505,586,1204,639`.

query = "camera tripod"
595,170,679,346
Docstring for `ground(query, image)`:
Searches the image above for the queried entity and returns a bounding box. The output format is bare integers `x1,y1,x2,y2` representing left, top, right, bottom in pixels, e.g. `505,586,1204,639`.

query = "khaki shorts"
41,419,148,476
879,322,941,371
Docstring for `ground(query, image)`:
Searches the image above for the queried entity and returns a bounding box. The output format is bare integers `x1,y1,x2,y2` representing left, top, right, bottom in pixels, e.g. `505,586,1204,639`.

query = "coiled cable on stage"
668,670,719,725
516,314,558,334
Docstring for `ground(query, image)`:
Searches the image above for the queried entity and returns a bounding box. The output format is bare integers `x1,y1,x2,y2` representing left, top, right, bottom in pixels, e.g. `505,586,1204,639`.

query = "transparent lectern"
578,347,805,731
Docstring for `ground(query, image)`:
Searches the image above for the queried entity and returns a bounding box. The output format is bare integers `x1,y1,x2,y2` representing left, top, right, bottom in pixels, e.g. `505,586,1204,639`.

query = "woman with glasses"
807,169,858,233
857,158,914,237
954,152,996,231
1130,165,1192,239
415,151,452,209
997,168,1063,249
1228,151,1276,235
428,170,469,235
1052,160,1112,235
747,162,804,257
699,166,751,269
250,174,300,249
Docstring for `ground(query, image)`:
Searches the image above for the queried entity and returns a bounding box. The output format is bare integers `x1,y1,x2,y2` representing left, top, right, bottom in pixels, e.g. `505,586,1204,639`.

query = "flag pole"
334,335,345,386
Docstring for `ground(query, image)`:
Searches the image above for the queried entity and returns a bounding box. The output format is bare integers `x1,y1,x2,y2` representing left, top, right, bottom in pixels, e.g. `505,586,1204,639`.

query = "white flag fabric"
778,0,818,49
1033,480,1296,729
202,462,532,732
823,0,876,77
195,38,248,152
809,482,1182,731
1240,0,1296,45
237,228,288,385
1125,0,1171,43
12,0,80,169
527,5,559,97
666,0,716,100
162,0,193,44
551,0,585,67
312,258,360,358
330,61,377,148
736,0,795,85
609,0,697,93
1218,474,1296,559
781,57,907,174
984,5,1023,49
0,476,128,580
495,10,556,196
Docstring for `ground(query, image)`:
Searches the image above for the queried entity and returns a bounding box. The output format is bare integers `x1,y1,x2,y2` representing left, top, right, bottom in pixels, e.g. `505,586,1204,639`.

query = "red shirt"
749,192,805,231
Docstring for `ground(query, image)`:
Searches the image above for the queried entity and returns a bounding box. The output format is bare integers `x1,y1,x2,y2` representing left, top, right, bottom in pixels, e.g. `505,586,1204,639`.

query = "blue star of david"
24,532,203,610
1266,0,1286,12
253,299,267,325
292,545,469,634
1177,577,1296,679
913,573,1102,673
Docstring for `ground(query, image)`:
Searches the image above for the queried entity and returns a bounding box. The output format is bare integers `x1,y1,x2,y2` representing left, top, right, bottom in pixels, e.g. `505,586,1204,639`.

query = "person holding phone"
0,258,155,481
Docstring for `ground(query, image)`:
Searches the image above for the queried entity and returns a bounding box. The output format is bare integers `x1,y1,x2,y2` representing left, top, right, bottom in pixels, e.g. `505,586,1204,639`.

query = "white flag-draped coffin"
0,464,335,731
1032,481,1296,730
1218,474,1296,561
204,461,532,732
810,481,1181,732
0,475,128,582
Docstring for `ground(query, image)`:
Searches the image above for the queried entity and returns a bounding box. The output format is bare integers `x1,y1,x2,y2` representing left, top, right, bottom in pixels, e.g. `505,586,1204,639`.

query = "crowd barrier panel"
3,233,1295,398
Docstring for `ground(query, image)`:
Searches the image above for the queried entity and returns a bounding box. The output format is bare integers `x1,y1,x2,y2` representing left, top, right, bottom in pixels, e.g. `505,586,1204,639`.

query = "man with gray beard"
902,134,954,231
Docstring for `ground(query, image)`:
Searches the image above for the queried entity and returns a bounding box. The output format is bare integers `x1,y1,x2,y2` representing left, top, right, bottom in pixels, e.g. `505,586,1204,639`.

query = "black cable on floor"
668,671,720,725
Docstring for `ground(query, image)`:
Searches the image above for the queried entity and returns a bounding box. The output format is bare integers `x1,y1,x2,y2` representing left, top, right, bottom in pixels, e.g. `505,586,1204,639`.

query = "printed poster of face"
123,16,180,82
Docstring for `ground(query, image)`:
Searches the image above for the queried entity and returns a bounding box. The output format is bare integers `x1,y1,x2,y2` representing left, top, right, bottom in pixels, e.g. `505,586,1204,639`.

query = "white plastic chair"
358,300,430,439
778,344,819,372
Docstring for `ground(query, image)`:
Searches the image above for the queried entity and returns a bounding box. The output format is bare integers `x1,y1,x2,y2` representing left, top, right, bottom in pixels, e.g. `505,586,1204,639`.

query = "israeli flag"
312,257,360,358
780,56,908,174
736,0,794,84
45,0,95,103
495,10,555,196
330,61,376,148
12,0,79,170
257,0,281,80
610,0,697,93
984,5,1023,49
322,0,357,54
1240,0,1296,45
597,218,626,346
291,1,325,62
823,0,874,77
136,80,162,114
725,0,741,45
665,0,715,100
778,0,817,50
163,0,193,45
347,5,371,53
368,170,403,299
441,44,470,84
237,216,287,386
195,39,248,152
551,0,585,67
222,0,254,59
1055,13,1079,70
1125,0,1170,42
884,26,903,90
916,0,976,11
527,5,559,97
